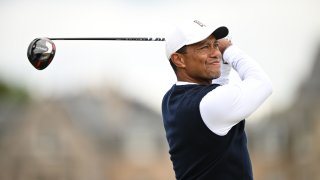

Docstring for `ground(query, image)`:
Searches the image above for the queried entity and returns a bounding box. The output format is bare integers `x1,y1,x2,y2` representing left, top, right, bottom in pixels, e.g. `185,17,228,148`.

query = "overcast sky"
0,0,320,119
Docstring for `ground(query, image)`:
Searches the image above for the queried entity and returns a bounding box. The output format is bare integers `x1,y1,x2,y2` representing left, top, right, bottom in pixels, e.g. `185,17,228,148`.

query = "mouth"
207,59,221,67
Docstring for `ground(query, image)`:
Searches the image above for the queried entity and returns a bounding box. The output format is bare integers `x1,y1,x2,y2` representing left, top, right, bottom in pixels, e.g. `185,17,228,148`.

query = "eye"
213,42,219,48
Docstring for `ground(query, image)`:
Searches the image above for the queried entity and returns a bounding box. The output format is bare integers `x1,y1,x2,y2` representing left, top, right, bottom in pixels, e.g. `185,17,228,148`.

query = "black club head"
27,38,56,70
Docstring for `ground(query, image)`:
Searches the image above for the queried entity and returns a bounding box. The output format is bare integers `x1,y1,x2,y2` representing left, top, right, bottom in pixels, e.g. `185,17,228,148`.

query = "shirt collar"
176,81,198,86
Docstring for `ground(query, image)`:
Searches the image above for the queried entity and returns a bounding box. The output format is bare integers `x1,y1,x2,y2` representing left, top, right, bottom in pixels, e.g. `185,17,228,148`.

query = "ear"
171,53,186,68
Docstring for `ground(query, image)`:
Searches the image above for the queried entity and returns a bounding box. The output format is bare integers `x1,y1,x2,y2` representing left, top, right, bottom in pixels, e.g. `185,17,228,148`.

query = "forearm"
224,45,272,83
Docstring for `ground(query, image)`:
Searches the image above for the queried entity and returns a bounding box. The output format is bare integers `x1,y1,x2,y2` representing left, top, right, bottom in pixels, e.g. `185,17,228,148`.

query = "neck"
177,77,212,85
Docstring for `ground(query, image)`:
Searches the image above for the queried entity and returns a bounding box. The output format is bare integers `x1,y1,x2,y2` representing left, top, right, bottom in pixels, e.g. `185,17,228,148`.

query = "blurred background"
1,0,320,179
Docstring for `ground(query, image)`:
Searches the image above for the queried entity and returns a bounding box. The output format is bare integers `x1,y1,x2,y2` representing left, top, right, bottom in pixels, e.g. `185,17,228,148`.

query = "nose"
209,45,221,58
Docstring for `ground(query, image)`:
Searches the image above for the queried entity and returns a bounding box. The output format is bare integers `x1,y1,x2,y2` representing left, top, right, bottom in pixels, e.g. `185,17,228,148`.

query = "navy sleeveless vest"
162,84,253,180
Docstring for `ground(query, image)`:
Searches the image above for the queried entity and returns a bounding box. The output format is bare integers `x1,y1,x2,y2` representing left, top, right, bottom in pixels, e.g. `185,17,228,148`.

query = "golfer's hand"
218,37,232,55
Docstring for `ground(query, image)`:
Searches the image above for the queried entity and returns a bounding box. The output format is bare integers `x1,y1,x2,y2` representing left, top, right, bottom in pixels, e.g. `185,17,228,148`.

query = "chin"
211,72,221,79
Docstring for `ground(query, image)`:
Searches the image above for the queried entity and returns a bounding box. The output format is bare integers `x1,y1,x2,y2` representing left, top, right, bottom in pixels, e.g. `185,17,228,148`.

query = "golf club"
27,37,165,70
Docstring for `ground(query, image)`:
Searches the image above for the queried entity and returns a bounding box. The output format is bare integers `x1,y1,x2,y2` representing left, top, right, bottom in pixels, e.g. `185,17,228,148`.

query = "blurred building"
248,45,320,180
0,86,174,180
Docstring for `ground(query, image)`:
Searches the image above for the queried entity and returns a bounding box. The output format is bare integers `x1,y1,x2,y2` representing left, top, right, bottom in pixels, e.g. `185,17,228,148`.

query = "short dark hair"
169,45,187,72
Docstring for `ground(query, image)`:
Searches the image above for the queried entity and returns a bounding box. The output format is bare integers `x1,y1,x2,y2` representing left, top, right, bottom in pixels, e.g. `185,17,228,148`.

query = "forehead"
190,34,217,47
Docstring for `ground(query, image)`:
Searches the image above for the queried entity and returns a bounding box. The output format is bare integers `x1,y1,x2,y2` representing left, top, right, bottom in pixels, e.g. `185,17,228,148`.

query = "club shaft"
49,37,165,41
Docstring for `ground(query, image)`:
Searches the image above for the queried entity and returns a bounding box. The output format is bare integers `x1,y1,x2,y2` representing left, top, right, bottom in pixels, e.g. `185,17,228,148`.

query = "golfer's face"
182,35,222,84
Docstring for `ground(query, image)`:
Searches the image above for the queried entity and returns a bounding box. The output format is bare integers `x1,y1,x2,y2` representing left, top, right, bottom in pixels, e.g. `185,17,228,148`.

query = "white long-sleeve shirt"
177,45,273,136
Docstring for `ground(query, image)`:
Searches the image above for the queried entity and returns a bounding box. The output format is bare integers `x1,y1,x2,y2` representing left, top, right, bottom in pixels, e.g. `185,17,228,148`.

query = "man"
161,19,273,180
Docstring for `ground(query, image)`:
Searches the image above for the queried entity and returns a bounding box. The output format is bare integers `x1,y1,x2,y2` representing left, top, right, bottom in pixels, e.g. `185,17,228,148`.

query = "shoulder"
163,84,220,106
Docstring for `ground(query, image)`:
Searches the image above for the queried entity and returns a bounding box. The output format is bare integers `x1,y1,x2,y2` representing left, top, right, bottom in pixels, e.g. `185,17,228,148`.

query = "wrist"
222,45,242,64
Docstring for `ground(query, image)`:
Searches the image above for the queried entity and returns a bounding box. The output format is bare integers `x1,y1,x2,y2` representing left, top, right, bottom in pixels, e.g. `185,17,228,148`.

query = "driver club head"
27,38,56,70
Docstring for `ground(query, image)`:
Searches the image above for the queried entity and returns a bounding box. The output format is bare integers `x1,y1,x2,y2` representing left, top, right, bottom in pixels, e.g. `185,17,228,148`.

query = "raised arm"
200,43,273,136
